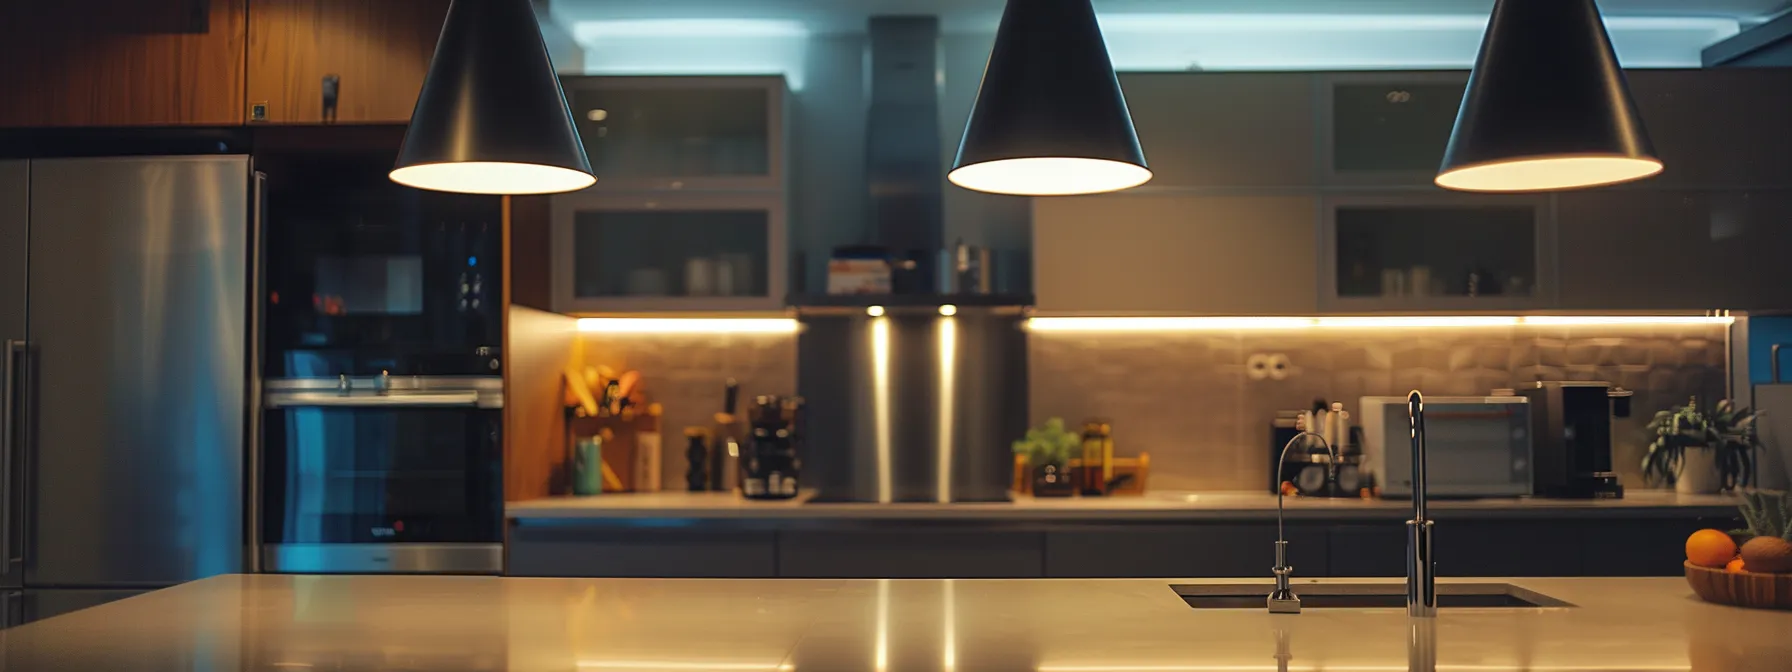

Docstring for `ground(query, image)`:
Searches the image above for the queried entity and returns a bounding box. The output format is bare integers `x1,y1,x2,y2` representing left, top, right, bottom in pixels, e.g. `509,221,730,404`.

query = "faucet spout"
1268,417,1340,614
1407,390,1437,617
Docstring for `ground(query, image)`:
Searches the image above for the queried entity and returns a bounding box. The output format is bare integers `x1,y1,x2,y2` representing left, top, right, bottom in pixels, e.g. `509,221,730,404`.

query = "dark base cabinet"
1046,525,1328,578
506,526,777,578
507,514,1740,579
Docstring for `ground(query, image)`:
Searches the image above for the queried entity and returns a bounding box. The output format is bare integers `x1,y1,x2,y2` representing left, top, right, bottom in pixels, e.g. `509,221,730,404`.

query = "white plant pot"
1676,448,1724,495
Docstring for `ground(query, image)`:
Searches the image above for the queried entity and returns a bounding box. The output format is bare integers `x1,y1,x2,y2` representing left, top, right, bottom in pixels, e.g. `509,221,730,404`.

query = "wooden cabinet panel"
1121,73,1316,189
0,0,247,127
247,0,449,124
1557,189,1792,311
1033,194,1319,315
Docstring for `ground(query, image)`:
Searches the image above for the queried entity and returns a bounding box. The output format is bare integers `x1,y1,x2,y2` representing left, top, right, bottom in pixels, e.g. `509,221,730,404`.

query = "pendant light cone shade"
1436,0,1661,193
949,0,1149,196
391,0,594,195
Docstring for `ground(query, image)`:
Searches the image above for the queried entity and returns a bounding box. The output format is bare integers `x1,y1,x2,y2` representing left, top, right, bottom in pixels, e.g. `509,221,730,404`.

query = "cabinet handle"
322,74,340,123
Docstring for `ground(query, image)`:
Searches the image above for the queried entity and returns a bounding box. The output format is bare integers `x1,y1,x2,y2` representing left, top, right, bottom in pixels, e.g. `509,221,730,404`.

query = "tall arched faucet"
1407,390,1437,617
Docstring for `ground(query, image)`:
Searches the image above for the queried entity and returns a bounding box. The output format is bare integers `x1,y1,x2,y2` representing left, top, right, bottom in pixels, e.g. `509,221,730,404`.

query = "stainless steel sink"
1172,583,1573,610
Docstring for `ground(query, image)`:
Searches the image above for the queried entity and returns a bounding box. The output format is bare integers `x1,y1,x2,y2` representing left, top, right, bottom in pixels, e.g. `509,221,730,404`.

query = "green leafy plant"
1013,417,1080,469
1640,397,1759,490
1736,490,1792,542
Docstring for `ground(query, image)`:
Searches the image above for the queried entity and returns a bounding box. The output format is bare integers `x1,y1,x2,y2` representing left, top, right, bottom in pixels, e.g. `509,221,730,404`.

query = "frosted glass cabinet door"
1322,194,1553,311
551,193,787,313
1321,73,1469,186
561,76,786,191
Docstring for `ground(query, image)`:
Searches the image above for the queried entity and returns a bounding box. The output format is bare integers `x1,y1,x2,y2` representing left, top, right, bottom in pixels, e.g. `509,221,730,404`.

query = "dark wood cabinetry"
246,0,451,124
0,0,450,128
0,0,248,127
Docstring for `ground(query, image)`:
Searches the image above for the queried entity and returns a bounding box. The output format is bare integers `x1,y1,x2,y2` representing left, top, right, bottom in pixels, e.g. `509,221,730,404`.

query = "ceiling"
550,0,1792,31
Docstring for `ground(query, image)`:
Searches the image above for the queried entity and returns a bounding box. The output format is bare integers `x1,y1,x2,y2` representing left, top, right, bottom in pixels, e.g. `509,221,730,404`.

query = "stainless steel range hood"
865,16,946,261
798,18,1024,503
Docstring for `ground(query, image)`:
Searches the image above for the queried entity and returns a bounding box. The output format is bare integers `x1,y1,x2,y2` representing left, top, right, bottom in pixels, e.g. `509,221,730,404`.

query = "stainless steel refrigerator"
0,156,250,627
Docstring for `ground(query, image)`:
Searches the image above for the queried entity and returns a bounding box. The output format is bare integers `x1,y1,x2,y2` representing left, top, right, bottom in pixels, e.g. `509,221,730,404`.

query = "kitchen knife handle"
1,340,20,568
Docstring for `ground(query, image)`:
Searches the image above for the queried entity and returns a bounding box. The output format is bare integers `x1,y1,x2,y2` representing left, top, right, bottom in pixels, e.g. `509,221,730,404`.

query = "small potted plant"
1014,418,1080,497
1642,397,1759,495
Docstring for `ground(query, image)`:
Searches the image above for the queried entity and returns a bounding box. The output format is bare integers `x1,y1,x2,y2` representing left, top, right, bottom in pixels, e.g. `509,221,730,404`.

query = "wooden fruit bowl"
1685,561,1792,610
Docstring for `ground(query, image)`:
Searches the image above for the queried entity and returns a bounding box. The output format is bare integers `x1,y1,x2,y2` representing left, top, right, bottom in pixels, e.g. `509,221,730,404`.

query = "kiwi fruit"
1739,536,1792,574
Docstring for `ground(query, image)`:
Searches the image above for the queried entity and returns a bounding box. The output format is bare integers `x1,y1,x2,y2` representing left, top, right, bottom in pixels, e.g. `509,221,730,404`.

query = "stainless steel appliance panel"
1362,396,1532,498
1,160,25,590
25,156,248,586
799,306,1024,503
1756,345,1792,490
263,543,501,574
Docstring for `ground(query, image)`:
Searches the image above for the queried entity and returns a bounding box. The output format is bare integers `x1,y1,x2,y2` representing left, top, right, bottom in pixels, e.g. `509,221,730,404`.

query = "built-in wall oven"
258,132,504,574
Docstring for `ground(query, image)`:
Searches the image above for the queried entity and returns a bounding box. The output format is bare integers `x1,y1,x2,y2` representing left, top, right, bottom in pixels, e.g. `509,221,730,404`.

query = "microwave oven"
1361,396,1532,498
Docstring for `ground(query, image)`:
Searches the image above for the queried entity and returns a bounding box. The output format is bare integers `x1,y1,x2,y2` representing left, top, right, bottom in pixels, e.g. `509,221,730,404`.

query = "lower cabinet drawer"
507,526,777,578
778,530,1045,578
1047,525,1328,578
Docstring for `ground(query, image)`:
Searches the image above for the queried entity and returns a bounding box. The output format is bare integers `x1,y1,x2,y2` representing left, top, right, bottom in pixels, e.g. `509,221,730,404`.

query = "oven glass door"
263,406,502,545
263,151,502,377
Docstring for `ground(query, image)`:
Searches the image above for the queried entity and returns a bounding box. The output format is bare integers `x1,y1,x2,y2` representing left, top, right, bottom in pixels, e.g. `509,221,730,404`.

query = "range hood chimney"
865,16,945,268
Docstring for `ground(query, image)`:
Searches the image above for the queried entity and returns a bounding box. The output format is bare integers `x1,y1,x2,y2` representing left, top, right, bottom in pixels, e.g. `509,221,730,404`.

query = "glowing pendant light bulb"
1436,0,1663,193
949,0,1150,196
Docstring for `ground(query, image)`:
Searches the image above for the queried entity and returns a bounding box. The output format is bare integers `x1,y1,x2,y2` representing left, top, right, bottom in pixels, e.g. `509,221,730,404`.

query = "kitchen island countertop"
507,489,1740,521
2,573,1787,671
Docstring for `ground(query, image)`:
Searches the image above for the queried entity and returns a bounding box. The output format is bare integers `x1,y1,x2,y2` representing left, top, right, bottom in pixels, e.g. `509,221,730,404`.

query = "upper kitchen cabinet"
1033,194,1320,316
246,0,450,124
1626,70,1792,189
1120,72,1316,189
552,191,787,314
561,76,787,192
1319,72,1468,187
0,0,247,127
1322,193,1553,312
1556,189,1792,311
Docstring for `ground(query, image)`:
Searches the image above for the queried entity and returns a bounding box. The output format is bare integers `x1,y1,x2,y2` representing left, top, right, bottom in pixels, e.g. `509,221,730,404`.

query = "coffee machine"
1519,381,1632,499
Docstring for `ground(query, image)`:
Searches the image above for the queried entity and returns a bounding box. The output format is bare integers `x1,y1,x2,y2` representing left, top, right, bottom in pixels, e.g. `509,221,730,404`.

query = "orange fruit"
1725,558,1746,574
1686,529,1738,568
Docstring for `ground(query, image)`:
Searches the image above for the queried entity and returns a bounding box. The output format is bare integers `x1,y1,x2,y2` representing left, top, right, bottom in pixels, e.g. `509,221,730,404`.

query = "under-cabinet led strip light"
575,318,801,334
1025,315,1733,333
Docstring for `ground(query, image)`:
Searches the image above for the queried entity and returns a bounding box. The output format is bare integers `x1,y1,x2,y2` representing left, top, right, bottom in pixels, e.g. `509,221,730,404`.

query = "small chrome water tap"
1268,417,1339,614
1407,390,1437,618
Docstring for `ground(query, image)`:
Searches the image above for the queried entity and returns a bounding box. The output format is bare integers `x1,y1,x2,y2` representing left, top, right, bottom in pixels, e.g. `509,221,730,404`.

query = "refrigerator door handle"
3,340,26,569
1,340,20,570
247,170,266,574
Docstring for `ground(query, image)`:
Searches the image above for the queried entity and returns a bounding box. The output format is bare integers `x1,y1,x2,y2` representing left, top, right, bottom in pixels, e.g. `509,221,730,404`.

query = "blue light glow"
1094,14,1739,70
573,19,810,89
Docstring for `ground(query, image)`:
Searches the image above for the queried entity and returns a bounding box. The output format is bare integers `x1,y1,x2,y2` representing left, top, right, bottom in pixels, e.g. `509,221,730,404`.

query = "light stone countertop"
506,489,1741,521
1,573,1788,671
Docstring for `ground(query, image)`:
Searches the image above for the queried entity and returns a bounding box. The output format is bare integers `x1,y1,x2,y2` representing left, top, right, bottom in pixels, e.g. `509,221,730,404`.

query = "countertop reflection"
2,574,1789,671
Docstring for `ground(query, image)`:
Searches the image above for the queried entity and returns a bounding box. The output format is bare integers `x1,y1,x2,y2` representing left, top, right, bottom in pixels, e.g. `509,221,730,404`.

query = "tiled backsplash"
563,323,1726,493
1030,324,1728,491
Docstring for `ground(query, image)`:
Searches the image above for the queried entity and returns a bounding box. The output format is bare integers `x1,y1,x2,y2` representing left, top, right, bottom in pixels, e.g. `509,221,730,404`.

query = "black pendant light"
1437,0,1662,193
949,0,1149,196
391,0,594,195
